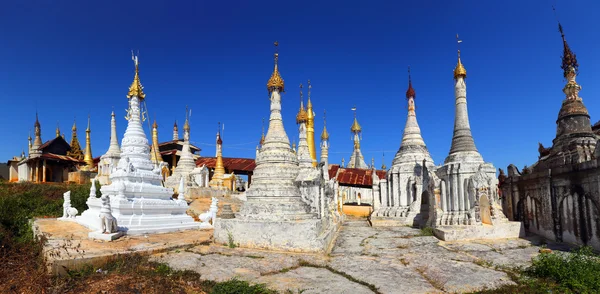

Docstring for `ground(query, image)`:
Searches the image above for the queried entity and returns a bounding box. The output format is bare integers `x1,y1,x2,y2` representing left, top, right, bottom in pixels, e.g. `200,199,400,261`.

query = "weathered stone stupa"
372,68,436,227
77,54,199,234
431,36,522,240
165,108,197,192
98,111,121,185
214,43,339,252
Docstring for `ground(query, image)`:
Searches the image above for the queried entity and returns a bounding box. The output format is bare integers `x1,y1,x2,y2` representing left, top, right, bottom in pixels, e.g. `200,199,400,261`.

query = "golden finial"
296,83,308,124
152,119,158,129
72,118,77,131
127,51,146,100
350,105,361,134
321,110,330,141
183,106,190,132
454,34,467,79
56,121,60,138
267,41,285,93
381,153,387,170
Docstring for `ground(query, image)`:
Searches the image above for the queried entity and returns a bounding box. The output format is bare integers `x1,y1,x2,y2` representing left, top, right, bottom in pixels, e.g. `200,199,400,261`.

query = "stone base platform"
433,221,525,241
32,218,212,276
88,230,125,241
214,217,340,253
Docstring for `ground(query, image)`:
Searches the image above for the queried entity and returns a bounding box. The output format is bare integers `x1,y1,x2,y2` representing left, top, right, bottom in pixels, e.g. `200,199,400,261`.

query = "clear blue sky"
1,0,599,172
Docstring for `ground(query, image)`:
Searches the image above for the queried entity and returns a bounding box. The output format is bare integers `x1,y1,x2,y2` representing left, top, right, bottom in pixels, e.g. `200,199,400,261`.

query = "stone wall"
501,160,600,249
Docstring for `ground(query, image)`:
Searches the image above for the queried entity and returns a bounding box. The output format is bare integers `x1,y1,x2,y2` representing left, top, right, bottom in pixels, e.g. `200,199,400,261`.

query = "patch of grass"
525,246,600,292
474,259,494,268
210,278,277,294
245,255,265,259
418,227,435,237
228,231,238,248
298,260,382,294
471,246,600,293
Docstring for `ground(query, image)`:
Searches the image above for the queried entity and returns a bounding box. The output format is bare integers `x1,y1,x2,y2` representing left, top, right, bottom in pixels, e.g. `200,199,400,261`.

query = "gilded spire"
267,41,285,93
83,115,94,169
183,107,190,134
296,83,308,124
127,51,146,100
381,153,387,170
210,122,226,188
306,79,317,167
350,106,362,134
67,118,84,160
150,118,163,164
453,34,467,79
321,110,329,141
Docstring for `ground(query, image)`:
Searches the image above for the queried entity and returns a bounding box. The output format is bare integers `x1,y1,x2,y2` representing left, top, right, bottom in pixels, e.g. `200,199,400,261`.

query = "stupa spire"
67,118,84,160
83,115,94,169
454,34,467,80
392,67,433,166
106,111,120,155
28,130,32,153
209,122,226,187
127,51,145,100
173,121,179,141
296,84,313,169
445,35,482,163
150,118,163,165
349,106,368,168
32,112,43,150
296,83,308,124
306,80,317,166
320,110,329,166
267,42,284,93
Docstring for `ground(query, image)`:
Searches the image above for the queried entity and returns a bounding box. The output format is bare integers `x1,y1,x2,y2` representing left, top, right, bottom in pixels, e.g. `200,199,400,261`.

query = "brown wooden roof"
195,157,256,173
39,153,85,164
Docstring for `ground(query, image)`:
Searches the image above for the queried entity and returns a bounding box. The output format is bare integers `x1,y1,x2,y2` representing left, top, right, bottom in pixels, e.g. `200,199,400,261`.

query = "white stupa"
77,54,200,234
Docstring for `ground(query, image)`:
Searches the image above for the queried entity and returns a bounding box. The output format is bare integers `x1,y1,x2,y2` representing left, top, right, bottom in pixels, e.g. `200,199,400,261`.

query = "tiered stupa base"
214,197,339,253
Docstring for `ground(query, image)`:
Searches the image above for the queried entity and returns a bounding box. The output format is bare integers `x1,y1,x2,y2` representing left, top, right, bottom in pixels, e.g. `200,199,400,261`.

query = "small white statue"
89,178,97,199
177,177,186,201
199,197,219,227
99,195,118,234
61,191,78,218
62,191,72,218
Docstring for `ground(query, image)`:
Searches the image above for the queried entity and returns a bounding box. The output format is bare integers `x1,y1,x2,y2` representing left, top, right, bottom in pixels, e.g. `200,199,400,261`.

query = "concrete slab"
32,218,212,276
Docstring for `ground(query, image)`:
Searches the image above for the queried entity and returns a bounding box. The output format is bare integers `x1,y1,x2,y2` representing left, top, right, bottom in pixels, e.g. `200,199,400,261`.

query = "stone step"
343,220,370,227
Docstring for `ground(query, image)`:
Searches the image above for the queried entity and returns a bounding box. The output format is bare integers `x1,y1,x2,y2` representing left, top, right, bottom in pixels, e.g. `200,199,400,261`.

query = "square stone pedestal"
214,218,340,253
88,230,125,241
433,221,524,241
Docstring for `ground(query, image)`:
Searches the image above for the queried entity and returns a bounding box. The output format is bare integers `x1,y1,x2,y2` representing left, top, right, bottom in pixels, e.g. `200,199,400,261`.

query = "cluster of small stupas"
14,17,598,252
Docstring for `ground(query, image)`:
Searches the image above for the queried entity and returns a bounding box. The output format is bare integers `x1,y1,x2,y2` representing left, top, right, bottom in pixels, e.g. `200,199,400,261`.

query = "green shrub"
210,278,277,294
418,227,434,236
0,182,90,244
526,246,600,293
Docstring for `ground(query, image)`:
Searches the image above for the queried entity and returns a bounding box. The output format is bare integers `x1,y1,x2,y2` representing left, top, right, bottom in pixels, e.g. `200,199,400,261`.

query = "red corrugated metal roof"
195,157,256,173
335,167,386,187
